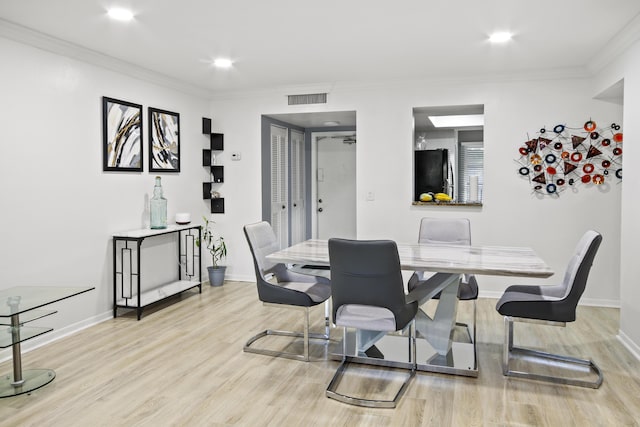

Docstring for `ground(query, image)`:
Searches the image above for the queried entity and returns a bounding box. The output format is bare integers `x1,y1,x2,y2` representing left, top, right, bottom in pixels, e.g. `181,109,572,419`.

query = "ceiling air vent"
287,93,327,105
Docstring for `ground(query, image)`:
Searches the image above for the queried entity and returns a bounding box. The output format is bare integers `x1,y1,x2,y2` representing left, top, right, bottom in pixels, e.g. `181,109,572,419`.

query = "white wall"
593,39,640,357
214,78,622,305
0,37,210,351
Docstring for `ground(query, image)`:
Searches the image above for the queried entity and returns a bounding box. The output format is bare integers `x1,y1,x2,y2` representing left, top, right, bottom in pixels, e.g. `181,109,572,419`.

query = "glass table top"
0,286,94,317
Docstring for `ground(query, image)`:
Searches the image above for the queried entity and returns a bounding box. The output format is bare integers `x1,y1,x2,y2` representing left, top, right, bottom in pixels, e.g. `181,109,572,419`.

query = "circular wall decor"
584,121,597,132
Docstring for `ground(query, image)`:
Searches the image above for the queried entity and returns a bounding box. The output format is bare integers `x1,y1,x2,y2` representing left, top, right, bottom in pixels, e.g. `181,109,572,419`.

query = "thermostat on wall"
231,151,241,160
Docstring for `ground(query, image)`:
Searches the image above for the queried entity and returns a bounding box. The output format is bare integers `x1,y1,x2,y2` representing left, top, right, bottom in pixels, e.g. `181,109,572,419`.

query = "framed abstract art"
148,107,180,172
102,97,143,172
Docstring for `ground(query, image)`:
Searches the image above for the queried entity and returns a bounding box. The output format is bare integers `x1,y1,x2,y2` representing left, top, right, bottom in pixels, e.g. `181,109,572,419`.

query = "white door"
270,124,288,248
316,134,357,239
290,129,306,244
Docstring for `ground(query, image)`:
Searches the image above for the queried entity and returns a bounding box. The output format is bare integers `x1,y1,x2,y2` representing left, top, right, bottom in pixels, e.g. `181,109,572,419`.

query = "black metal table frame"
112,225,202,320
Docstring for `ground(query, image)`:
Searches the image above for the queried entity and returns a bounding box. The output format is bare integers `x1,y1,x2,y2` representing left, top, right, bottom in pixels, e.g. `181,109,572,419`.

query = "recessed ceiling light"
323,121,340,126
107,8,134,21
213,58,233,68
428,115,484,128
489,32,512,43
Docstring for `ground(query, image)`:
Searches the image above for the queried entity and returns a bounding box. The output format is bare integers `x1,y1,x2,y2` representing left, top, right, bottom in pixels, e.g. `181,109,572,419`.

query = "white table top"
113,223,200,239
266,239,554,278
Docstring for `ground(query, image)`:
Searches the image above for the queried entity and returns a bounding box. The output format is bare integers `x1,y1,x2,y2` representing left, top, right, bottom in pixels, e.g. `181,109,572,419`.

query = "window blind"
458,141,484,202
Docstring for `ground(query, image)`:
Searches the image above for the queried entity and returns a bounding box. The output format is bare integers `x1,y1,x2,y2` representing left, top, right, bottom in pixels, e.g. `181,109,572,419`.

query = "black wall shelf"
208,166,224,183
210,198,225,214
209,133,224,150
203,182,226,199
202,117,212,134
202,117,225,214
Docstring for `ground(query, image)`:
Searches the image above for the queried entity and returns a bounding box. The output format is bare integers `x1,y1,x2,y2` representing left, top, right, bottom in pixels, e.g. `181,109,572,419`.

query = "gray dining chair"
243,221,331,362
408,217,479,343
495,230,603,388
326,238,418,408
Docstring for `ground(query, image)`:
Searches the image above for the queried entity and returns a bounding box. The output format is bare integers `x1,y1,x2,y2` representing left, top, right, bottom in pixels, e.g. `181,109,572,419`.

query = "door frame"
311,130,358,238
261,114,357,243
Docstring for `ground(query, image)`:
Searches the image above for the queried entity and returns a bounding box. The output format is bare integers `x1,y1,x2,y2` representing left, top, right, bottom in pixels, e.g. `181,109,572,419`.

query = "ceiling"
1,1,640,96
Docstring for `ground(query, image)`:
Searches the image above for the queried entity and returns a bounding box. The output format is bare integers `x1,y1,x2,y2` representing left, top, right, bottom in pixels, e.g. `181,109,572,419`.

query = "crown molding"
588,12,640,74
0,18,214,99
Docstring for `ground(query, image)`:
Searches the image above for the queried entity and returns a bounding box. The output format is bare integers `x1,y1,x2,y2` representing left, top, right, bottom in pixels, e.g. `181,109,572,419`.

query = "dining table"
266,239,554,377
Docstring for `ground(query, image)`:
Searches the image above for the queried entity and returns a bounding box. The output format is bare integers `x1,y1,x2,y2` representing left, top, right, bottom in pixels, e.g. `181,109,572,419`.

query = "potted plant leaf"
197,216,227,286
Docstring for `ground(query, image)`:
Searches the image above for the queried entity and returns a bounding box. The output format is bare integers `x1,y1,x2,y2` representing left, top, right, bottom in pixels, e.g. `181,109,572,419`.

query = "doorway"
261,111,356,246
313,132,357,239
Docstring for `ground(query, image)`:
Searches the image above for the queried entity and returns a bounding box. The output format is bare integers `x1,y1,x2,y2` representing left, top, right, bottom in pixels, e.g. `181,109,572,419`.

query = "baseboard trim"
617,330,640,361
225,274,256,283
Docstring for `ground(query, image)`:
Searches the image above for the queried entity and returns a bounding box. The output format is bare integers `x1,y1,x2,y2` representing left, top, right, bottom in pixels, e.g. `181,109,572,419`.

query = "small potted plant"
197,216,227,286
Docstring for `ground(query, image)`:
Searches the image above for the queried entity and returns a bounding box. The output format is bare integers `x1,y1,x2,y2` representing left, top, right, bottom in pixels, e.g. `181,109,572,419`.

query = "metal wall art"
149,107,180,172
516,120,622,196
103,97,143,172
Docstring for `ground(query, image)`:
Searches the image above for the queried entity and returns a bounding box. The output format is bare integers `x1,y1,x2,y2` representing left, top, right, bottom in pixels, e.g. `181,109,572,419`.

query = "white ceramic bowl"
175,213,191,224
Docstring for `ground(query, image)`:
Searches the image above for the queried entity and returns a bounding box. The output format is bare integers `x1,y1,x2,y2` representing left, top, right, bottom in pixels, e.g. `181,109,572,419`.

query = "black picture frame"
102,97,143,172
149,107,180,172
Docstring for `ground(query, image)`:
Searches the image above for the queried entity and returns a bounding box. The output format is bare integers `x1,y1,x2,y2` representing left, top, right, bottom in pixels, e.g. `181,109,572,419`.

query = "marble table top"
266,239,554,278
113,223,200,239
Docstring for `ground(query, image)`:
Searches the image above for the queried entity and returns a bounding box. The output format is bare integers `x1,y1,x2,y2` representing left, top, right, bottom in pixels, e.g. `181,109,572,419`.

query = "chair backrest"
244,221,328,308
328,238,418,330
243,221,285,280
418,217,471,245
560,230,602,303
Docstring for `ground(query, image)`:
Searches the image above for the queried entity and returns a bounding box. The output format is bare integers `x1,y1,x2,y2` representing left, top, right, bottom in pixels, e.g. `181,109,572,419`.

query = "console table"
112,224,202,320
0,286,94,398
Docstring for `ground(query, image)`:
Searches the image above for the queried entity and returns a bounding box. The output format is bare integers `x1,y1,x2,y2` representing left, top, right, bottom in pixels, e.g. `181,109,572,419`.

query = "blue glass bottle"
150,176,167,229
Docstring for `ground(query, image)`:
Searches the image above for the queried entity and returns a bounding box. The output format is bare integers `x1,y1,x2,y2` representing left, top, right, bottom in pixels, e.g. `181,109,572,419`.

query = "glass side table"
0,286,94,398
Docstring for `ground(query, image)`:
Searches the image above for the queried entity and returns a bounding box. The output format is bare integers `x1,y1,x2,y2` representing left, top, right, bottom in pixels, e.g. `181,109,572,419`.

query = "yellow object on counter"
419,193,433,202
434,193,452,201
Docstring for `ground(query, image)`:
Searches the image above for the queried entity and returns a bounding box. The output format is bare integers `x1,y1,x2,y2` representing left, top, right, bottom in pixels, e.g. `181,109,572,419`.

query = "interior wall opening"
261,111,356,248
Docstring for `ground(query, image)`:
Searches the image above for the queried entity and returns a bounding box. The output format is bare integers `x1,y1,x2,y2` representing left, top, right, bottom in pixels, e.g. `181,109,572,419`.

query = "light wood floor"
0,281,638,426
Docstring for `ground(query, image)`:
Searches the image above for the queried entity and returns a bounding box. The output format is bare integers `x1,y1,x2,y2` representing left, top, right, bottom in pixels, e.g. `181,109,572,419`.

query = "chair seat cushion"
495,289,576,322
335,304,397,332
281,281,331,303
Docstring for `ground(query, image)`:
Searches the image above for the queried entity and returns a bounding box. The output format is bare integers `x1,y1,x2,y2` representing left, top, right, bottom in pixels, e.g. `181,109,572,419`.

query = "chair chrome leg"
410,320,417,372
472,299,477,345
503,316,513,375
502,316,603,388
303,305,309,361
243,303,330,362
326,323,415,408
324,300,331,338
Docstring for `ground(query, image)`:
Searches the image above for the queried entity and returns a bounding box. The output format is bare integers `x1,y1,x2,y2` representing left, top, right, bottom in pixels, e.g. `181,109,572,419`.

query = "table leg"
10,314,24,386
0,313,57,398
414,277,460,356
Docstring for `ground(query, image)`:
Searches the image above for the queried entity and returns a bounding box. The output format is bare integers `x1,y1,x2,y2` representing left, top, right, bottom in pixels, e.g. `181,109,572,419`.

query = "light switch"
231,151,241,161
